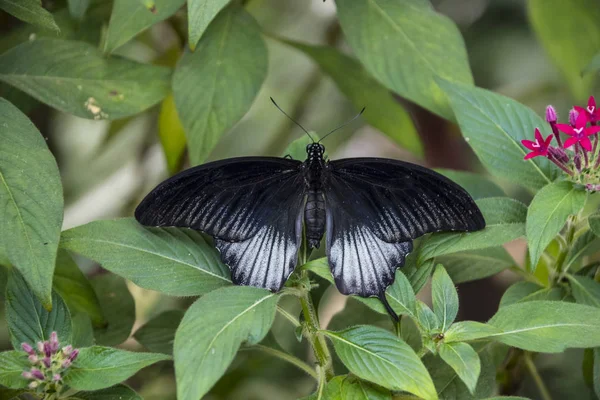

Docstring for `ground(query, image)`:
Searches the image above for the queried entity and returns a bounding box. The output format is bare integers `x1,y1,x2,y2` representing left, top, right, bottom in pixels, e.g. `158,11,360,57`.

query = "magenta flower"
574,96,600,123
556,112,600,151
521,128,553,159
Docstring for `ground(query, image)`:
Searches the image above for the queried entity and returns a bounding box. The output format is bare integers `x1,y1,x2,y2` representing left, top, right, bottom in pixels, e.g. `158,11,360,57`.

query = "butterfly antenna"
318,107,366,143
270,97,315,142
378,293,399,322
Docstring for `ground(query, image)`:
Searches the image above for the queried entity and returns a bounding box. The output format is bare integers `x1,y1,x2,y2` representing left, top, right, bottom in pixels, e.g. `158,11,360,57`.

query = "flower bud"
548,147,569,163
43,341,52,358
546,105,557,123
49,332,59,353
28,355,39,364
22,371,33,380
68,349,80,363
53,373,61,382
569,109,579,126
37,342,44,353
21,343,34,355
30,369,44,380
62,359,72,369
574,154,582,171
42,357,51,368
28,381,39,389
62,345,73,356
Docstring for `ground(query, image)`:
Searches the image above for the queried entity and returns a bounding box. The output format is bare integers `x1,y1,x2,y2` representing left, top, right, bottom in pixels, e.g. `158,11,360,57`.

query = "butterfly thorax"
304,143,327,249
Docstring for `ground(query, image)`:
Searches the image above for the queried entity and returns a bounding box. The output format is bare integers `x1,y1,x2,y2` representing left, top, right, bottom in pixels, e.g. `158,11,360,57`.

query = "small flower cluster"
521,96,600,191
21,332,79,393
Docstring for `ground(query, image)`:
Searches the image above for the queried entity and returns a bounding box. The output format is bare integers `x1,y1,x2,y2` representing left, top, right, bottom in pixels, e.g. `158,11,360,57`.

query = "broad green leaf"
0,39,171,120
175,286,278,400
404,257,435,293
336,0,472,119
173,4,267,165
401,315,423,353
104,0,186,53
0,0,59,31
590,211,600,237
419,198,527,262
417,301,440,333
529,0,600,100
67,0,90,20
440,80,557,190
526,181,587,269
324,326,437,399
53,249,104,327
432,265,458,332
0,98,63,307
436,169,505,200
594,347,600,399
0,351,29,389
64,346,170,391
69,384,142,400
303,375,392,400
300,257,334,285
284,41,421,155
568,275,600,307
488,301,600,352
584,52,600,75
61,219,230,296
5,270,72,350
444,321,502,343
438,247,515,284
356,269,417,319
159,93,187,174
134,310,184,354
438,342,480,394
499,281,544,308
563,230,600,273
71,313,95,348
187,0,231,51
90,274,135,346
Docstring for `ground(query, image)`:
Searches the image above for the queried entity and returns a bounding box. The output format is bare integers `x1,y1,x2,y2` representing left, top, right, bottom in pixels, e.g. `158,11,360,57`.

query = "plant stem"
316,365,326,400
276,305,301,327
523,352,553,400
244,344,318,380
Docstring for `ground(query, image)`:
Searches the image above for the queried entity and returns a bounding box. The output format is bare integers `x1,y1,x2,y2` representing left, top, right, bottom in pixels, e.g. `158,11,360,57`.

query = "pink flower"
574,96,600,123
521,128,553,159
556,112,600,151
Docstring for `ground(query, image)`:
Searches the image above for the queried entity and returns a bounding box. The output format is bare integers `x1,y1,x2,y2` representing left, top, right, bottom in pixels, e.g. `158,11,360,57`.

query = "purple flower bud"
62,345,73,356
548,146,569,163
43,341,52,358
574,154,582,171
569,109,579,126
37,342,44,353
68,349,79,363
49,332,59,353
28,355,39,364
22,371,33,380
21,343,34,355
62,359,72,369
546,105,557,123
53,373,61,382
42,357,51,368
30,368,44,380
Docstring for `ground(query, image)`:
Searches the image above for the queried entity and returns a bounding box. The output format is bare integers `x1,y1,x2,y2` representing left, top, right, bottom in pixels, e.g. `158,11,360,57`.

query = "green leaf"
0,39,171,120
60,219,230,296
432,265,458,332
5,270,72,350
0,98,63,307
444,321,502,343
324,326,437,399
67,0,90,21
438,247,515,284
303,375,392,400
419,198,527,262
356,269,417,319
173,4,267,165
400,315,423,353
529,0,600,100
0,351,29,389
440,80,557,190
568,275,600,307
416,301,440,333
527,181,587,269
71,313,95,348
69,384,142,400
284,41,421,156
583,52,600,75
159,93,187,175
187,0,231,51
90,274,135,346
499,281,544,308
134,310,184,355
563,230,600,273
0,386,26,400
488,301,600,352
590,212,600,237
404,256,435,293
594,347,600,399
300,257,334,285
64,347,170,391
438,342,480,394
53,249,104,327
174,286,278,400
0,0,59,31
104,0,186,54
436,169,505,200
336,0,472,119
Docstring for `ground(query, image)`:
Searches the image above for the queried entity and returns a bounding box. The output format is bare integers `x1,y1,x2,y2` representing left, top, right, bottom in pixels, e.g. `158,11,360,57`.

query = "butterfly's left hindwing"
135,157,306,292
324,158,485,297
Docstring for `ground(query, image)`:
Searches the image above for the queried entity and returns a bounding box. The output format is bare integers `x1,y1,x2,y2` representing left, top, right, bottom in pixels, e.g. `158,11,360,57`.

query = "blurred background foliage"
1,0,599,399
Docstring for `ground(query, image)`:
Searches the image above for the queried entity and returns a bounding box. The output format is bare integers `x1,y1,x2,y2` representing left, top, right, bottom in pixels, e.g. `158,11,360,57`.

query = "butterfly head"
306,143,325,160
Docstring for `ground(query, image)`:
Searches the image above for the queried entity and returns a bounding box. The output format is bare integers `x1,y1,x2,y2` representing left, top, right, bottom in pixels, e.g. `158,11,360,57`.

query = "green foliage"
0,0,59,31
0,351,30,389
134,310,183,354
303,375,391,400
438,247,516,284
68,384,142,400
431,265,459,332
187,0,231,51
438,342,480,394
0,98,63,307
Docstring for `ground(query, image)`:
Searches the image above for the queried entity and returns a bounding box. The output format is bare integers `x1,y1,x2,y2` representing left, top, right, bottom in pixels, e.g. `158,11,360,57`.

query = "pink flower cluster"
21,332,79,391
522,96,600,191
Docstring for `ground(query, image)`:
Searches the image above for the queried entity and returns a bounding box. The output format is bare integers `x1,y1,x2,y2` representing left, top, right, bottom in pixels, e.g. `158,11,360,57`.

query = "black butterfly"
135,104,485,319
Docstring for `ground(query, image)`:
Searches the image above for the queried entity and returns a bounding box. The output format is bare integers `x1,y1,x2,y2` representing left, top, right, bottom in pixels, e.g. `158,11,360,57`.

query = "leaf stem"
523,352,553,400
276,305,301,327
244,344,318,380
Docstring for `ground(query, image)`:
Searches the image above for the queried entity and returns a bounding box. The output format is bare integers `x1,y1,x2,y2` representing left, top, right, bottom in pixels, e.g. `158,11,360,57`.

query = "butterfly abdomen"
305,189,326,248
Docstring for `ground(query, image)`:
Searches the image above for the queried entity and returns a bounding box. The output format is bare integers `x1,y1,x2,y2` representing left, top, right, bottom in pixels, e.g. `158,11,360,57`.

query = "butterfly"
135,101,485,319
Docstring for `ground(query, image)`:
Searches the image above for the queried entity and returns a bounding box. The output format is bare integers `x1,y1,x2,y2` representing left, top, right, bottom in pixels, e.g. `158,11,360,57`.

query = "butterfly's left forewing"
324,158,485,298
